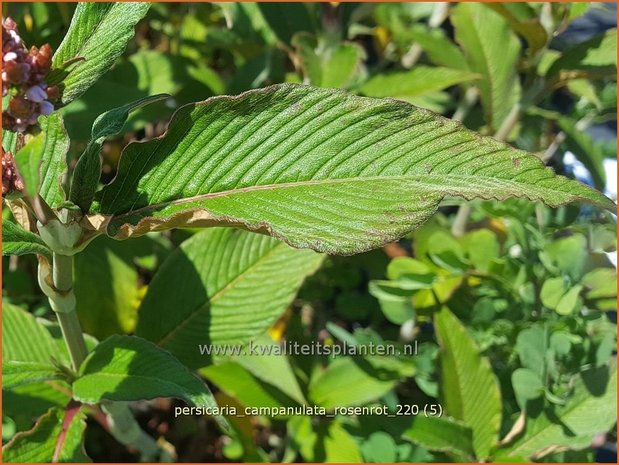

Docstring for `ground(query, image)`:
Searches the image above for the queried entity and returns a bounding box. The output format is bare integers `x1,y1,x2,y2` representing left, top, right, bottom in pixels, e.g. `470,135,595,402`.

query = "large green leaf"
72,335,226,428
360,66,479,100
435,306,502,460
52,2,151,105
452,3,522,130
14,113,69,207
503,364,617,460
402,416,475,459
2,302,60,365
1,407,89,463
135,228,323,368
89,85,612,255
2,220,52,260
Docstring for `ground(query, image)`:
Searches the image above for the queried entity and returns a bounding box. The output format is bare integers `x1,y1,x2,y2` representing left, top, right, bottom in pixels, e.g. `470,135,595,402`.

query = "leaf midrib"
104,172,569,220
155,242,285,348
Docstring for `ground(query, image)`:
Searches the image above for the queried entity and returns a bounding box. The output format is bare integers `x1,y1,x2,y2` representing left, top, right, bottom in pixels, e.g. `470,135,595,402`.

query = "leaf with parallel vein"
89,84,613,255
52,2,151,105
135,228,323,368
2,219,52,260
14,113,69,208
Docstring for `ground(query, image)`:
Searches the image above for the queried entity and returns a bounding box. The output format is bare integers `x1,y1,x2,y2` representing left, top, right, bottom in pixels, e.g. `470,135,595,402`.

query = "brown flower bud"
2,149,25,196
2,17,56,133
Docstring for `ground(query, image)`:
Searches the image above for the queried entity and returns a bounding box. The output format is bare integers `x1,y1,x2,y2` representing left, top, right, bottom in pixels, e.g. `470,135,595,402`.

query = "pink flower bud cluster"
2,149,24,195
2,17,58,133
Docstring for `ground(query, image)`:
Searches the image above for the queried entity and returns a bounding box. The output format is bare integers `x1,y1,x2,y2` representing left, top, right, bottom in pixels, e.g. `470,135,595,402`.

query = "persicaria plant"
1,2,616,463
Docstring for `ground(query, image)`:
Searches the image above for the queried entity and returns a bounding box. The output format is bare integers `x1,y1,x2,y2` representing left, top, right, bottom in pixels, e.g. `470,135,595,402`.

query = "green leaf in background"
308,356,398,409
227,51,280,95
555,284,583,315
293,33,364,88
69,94,169,213
369,280,416,324
256,3,315,44
452,3,521,130
52,2,151,105
3,361,66,391
201,362,300,415
231,336,307,405
72,334,227,429
91,85,612,255
511,368,544,409
288,416,362,462
136,228,322,368
503,364,617,460
402,416,475,459
460,228,500,272
1,407,89,463
387,256,434,281
547,28,617,79
14,113,69,207
3,302,61,365
540,277,566,310
484,3,548,55
515,326,546,376
323,420,363,462
406,25,469,70
361,431,398,463
360,66,479,100
201,335,307,412
568,3,590,21
372,257,436,322
73,236,145,340
435,306,501,460
2,219,52,260
582,268,617,311
543,234,588,280
558,116,607,190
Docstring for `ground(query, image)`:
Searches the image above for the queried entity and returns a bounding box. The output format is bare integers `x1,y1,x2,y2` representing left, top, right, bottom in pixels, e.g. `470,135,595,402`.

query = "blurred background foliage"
2,2,617,463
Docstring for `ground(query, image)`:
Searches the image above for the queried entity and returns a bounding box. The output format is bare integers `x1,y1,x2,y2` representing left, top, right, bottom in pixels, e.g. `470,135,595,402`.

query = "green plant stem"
450,204,471,237
51,253,88,370
48,253,171,461
102,402,173,462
